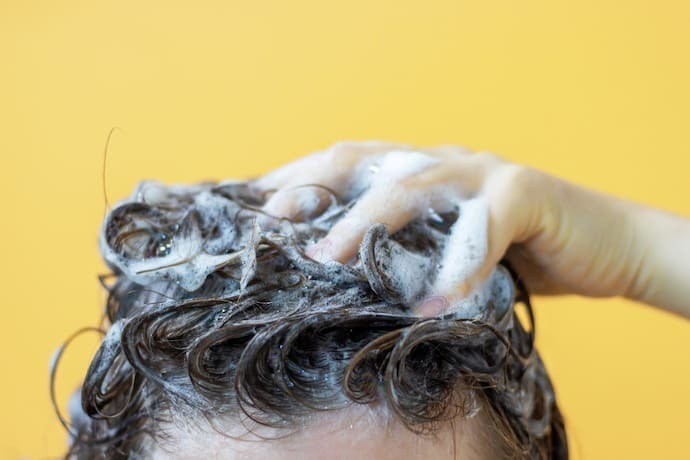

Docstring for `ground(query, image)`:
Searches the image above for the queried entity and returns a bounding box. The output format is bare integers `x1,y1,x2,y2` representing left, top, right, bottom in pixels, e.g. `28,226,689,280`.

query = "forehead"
149,405,490,460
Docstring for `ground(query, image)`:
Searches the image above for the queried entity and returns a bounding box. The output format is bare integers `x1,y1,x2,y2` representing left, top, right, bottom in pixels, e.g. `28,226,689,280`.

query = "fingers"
304,148,466,263
255,142,539,315
251,150,325,193
503,245,565,295
419,145,473,158
252,141,413,193
259,185,336,227
305,150,504,265
305,181,425,263
415,163,546,316
257,145,549,319
428,197,492,300
254,141,414,222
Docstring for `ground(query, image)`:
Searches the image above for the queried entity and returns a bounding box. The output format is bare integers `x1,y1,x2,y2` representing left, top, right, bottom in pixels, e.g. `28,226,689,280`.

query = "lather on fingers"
253,141,414,222
252,142,521,319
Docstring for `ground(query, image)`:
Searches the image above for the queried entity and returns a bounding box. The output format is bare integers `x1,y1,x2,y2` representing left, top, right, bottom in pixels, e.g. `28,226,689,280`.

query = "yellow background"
2,1,689,458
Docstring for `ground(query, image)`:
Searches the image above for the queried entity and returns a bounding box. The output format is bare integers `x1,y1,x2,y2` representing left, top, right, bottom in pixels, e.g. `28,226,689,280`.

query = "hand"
251,141,690,318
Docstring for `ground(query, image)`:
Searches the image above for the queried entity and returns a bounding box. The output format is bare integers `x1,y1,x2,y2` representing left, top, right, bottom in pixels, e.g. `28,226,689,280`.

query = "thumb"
415,196,512,317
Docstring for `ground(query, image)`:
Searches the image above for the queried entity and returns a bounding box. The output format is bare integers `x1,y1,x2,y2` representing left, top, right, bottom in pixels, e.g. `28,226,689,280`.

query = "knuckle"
489,164,542,210
424,144,471,157
473,150,504,167
324,141,365,169
499,163,534,192
487,163,551,240
444,144,472,155
327,141,361,157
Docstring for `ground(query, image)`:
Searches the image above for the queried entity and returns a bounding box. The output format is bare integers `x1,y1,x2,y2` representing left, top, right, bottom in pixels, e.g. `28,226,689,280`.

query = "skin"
150,403,499,460
251,141,690,319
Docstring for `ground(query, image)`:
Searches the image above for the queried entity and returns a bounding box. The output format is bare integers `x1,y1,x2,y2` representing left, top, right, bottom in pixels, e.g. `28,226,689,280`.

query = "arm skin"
251,141,690,320
503,169,690,319
625,201,690,318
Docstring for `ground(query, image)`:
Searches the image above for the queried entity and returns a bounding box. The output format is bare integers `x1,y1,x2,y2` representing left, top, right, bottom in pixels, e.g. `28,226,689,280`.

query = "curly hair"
53,178,568,459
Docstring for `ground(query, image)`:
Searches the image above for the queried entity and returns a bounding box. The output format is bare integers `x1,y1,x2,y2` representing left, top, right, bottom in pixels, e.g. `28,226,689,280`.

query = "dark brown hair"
54,179,568,459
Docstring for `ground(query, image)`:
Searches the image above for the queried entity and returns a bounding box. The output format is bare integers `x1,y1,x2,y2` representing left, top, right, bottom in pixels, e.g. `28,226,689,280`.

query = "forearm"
625,202,690,319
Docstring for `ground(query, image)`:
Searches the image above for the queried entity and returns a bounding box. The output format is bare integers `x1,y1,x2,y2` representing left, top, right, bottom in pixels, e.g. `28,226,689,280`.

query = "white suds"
373,150,441,184
347,150,441,199
102,154,506,322
100,184,240,292
433,197,489,295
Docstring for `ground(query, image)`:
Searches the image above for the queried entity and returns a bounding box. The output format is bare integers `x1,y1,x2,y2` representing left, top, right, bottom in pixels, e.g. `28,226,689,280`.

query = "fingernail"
305,238,334,263
416,296,449,317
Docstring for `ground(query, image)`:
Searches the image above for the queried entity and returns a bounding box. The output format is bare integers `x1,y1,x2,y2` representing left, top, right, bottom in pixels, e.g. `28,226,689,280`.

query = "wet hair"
53,179,568,459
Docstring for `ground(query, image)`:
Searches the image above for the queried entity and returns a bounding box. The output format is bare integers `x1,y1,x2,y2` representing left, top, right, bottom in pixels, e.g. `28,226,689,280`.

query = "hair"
53,178,568,459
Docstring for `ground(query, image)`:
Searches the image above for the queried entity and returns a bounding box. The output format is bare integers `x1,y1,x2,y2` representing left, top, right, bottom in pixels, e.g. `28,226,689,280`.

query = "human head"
56,179,567,459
